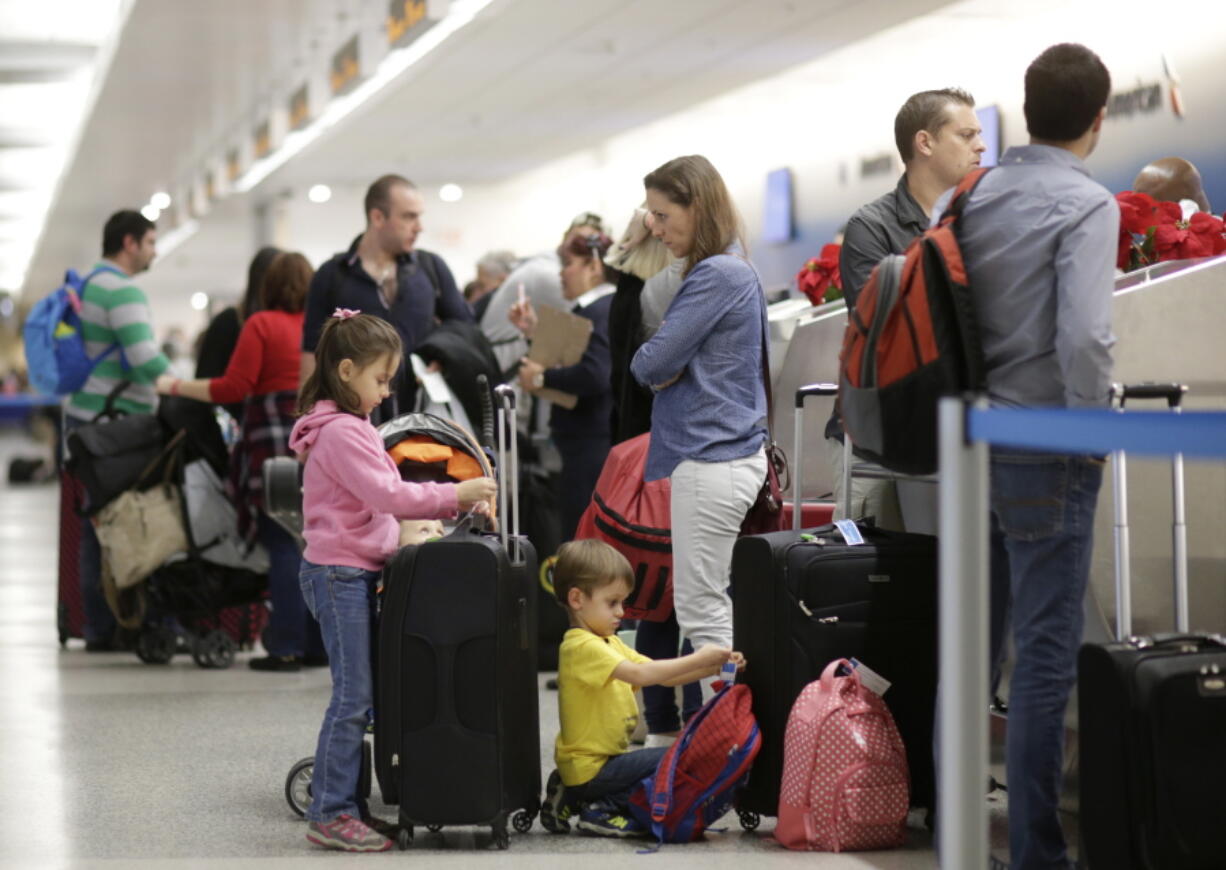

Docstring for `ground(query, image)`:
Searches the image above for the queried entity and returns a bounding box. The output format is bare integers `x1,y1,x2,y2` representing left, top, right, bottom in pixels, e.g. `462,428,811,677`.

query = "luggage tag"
833,519,865,546
844,657,891,696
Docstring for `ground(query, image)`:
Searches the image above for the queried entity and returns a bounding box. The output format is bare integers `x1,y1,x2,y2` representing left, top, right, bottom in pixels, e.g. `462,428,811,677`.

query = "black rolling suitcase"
731,383,939,828
374,384,541,850
1078,383,1226,870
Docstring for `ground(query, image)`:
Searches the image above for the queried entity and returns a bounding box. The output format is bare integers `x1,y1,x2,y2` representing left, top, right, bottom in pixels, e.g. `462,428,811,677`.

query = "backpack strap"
79,264,132,371
938,167,992,225
418,250,443,305
650,686,726,819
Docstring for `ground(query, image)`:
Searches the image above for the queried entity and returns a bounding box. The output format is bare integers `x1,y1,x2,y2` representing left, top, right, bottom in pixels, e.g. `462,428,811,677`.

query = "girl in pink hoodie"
290,310,496,852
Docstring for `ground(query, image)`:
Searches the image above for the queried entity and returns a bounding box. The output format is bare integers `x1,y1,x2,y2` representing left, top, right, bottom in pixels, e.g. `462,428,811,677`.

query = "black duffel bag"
66,381,168,514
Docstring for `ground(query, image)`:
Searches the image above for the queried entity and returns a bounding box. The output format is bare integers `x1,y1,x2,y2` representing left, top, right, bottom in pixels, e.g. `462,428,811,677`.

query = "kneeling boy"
542,539,742,837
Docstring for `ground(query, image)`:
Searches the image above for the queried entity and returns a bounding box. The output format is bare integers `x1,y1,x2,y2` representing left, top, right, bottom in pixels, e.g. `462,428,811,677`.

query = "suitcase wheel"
191,630,236,669
284,756,314,818
737,810,760,831
512,809,534,834
136,626,177,665
397,827,413,850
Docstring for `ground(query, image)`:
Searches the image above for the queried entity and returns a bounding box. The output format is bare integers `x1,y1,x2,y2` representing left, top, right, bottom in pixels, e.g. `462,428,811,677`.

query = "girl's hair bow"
332,307,360,320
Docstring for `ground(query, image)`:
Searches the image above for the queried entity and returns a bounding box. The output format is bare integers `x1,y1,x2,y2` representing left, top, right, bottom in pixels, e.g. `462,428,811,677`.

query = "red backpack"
628,682,762,843
573,433,673,621
839,167,991,475
775,659,909,852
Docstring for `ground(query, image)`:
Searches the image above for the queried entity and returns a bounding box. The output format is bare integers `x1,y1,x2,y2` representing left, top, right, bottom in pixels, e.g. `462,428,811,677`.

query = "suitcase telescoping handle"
793,383,839,530
1110,382,1189,638
493,384,522,564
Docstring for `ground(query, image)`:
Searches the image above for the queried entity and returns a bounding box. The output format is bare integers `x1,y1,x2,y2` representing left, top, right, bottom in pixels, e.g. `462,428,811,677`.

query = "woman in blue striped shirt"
631,155,768,692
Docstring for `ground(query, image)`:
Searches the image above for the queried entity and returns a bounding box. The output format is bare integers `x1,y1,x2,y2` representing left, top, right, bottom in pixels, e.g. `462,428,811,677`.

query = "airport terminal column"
937,396,989,869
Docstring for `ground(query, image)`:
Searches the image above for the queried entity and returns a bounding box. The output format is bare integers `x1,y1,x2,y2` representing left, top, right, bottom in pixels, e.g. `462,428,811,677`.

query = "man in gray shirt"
938,43,1115,870
829,88,985,527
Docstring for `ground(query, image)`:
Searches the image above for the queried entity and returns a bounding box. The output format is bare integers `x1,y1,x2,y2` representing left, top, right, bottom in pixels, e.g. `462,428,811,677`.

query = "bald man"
1133,156,1211,213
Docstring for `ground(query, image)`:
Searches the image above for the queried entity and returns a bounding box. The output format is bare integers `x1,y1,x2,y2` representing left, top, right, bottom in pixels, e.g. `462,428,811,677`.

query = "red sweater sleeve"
208,317,265,404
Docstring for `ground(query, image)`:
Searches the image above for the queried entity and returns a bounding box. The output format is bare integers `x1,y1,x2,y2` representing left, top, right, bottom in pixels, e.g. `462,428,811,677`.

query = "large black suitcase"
374,385,541,850
731,384,939,827
1078,383,1226,870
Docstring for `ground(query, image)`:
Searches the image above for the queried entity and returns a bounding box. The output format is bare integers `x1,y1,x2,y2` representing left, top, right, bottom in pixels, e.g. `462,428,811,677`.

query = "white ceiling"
18,0,959,303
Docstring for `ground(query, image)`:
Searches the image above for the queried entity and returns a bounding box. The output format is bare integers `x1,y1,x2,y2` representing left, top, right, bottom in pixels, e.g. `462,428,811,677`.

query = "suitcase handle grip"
1114,382,1187,408
795,382,838,407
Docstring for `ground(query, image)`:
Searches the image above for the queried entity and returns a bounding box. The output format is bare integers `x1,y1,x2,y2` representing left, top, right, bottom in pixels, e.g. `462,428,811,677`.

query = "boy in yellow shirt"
541,539,743,838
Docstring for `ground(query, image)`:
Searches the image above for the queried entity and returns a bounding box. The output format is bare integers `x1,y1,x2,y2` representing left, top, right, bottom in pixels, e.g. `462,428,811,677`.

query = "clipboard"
527,305,593,410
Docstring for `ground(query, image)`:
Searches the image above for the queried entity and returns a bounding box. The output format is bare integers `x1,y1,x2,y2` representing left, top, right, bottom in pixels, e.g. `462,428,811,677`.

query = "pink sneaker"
306,814,392,852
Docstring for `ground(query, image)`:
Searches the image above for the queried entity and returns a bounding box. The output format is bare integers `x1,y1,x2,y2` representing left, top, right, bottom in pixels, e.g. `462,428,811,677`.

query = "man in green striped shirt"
66,210,169,650
67,210,169,421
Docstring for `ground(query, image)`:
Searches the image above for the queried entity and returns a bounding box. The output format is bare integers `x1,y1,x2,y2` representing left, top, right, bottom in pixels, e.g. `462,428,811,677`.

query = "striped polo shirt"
66,262,169,421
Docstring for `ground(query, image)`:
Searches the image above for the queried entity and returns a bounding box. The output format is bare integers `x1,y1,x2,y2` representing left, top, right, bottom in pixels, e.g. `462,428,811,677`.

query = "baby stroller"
70,393,271,668
270,407,496,819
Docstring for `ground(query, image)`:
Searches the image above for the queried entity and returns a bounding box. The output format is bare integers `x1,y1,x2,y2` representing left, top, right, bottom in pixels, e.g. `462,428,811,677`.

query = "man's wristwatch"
532,372,545,390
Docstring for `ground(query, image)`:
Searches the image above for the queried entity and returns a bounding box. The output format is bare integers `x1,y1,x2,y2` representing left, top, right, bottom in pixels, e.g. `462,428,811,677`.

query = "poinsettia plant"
1115,191,1226,271
796,243,843,305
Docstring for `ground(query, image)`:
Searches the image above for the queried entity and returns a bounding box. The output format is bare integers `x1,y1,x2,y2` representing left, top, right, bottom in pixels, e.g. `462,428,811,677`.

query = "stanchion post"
938,396,989,870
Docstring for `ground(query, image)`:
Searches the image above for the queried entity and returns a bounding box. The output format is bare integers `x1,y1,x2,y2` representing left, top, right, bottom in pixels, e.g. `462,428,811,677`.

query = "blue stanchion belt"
967,408,1226,460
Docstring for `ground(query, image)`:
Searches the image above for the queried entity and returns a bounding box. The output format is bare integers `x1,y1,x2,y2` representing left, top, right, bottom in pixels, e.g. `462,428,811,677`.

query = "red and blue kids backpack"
628,680,761,843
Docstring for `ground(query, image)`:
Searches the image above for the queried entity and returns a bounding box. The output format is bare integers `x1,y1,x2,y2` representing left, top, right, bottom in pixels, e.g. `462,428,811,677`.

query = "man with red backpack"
934,44,1116,870
826,88,986,526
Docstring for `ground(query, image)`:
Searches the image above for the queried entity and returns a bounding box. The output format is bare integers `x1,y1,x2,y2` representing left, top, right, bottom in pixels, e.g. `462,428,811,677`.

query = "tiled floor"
0,428,950,869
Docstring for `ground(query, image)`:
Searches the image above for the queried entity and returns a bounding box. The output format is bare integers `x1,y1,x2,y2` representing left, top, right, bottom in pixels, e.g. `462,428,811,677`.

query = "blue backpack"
24,265,127,396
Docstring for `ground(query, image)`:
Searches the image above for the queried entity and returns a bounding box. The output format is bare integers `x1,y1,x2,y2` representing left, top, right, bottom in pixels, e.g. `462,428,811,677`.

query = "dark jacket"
544,293,614,440
302,236,472,416
607,272,655,442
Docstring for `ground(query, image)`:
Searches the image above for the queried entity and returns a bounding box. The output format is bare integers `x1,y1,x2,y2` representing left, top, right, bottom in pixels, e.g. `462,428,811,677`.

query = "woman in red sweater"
157,251,324,671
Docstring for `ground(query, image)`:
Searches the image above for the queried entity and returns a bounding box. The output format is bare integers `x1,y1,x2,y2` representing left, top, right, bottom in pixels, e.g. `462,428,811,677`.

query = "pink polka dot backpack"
775,658,909,852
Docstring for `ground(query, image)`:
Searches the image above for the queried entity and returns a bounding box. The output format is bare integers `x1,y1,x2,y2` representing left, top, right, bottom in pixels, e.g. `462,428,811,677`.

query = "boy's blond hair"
553,539,634,609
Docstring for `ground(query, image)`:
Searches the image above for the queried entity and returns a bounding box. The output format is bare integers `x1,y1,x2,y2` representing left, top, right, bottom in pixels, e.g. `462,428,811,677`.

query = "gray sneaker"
540,769,573,834
306,814,392,852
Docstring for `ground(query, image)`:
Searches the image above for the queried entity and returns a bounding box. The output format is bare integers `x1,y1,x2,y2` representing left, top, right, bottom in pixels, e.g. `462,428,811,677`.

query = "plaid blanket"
229,390,298,546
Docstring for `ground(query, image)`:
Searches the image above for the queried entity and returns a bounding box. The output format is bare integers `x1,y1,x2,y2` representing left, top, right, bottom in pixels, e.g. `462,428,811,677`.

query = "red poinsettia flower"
796,243,842,306
1115,191,1180,235
1153,210,1226,260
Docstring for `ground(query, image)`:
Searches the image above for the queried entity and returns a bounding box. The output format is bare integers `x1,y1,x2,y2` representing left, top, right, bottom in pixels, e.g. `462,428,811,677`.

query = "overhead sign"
330,34,362,96
254,120,271,159
289,83,310,131
1107,83,1163,119
388,0,438,48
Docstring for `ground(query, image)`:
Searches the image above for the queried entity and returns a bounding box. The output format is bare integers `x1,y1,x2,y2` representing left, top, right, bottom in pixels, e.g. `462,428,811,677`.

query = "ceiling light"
150,191,171,209
439,183,463,203
140,204,160,221
308,184,332,203
190,292,209,311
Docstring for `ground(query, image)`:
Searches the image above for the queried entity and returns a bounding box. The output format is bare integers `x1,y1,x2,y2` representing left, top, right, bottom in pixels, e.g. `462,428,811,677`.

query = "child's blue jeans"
565,746,668,815
299,559,379,823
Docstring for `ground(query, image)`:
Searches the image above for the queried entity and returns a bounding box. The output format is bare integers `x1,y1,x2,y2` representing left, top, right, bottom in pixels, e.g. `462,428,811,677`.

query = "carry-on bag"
628,679,761,843
374,384,541,850
731,383,938,829
57,465,86,644
775,658,909,852
1078,382,1226,870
